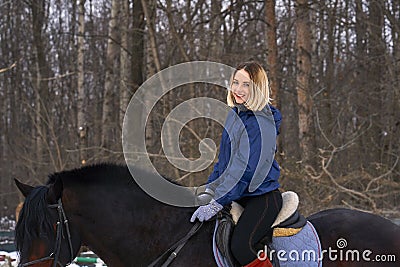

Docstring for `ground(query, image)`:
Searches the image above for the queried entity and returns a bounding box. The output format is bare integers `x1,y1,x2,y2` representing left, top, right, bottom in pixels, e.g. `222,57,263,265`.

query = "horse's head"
14,178,80,267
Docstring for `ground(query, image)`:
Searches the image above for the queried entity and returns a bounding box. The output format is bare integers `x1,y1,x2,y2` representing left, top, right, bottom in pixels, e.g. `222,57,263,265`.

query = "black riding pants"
230,189,282,265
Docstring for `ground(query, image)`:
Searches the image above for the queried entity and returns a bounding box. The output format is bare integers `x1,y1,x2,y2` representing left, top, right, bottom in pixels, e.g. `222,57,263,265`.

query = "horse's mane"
15,186,55,252
46,162,180,186
46,162,132,185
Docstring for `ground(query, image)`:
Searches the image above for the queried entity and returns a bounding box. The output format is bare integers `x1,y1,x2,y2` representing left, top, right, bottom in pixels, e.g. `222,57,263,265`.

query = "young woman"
190,61,283,267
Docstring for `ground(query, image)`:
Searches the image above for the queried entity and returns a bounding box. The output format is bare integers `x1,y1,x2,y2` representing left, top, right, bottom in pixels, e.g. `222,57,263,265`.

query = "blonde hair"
227,61,271,111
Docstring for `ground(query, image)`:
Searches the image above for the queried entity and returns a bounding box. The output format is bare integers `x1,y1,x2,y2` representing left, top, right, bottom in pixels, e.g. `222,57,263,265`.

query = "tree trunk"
141,0,161,73
368,0,385,164
325,1,338,130
355,0,367,62
122,0,145,166
131,0,145,94
295,0,314,164
101,0,121,152
210,0,222,60
77,0,87,165
30,0,50,169
265,0,280,106
142,0,180,178
119,0,130,130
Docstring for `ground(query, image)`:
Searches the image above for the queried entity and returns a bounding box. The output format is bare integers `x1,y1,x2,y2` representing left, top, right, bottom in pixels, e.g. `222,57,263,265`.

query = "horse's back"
308,208,400,266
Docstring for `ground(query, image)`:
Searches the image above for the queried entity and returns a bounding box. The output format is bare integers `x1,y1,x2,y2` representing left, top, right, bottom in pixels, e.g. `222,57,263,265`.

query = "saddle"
215,191,306,267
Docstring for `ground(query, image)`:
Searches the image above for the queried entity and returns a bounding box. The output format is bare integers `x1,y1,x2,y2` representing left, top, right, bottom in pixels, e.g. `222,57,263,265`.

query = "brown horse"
14,163,400,266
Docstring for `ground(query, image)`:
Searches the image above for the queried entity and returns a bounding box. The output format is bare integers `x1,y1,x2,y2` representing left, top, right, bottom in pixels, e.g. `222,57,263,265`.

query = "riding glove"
190,200,223,222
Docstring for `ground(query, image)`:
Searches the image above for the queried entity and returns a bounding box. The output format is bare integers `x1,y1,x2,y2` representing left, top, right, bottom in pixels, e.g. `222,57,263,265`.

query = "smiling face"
230,68,251,104
227,61,271,111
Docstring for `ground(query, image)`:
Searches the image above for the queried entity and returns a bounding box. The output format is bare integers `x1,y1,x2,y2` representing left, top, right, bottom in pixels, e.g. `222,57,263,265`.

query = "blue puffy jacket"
207,104,281,206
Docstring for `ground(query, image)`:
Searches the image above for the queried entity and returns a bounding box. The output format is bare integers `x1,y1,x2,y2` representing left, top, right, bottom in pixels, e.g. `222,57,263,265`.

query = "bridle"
19,199,74,267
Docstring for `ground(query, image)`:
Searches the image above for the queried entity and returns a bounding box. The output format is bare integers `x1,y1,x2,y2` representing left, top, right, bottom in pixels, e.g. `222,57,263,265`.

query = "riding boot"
242,253,273,267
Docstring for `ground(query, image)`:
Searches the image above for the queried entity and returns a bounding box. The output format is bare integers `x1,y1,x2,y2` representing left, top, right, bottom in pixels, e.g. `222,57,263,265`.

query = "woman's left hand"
190,200,223,222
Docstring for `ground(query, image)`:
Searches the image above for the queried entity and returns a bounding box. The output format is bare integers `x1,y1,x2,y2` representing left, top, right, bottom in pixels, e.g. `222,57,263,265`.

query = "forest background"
0,0,399,221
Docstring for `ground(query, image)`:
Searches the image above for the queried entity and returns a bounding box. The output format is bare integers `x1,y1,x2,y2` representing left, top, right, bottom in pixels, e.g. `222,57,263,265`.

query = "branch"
366,152,399,191
322,157,377,210
0,61,17,73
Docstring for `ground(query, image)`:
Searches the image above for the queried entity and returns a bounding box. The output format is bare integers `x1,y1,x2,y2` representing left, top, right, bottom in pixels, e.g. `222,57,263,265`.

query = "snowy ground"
0,251,106,267
0,251,18,267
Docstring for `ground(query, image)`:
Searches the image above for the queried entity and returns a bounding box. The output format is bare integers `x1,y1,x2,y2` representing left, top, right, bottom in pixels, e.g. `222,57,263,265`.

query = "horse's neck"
67,186,197,260
63,173,215,265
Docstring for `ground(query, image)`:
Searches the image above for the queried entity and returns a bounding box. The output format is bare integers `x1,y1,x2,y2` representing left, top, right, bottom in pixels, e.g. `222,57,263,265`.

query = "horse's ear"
14,178,34,198
47,177,63,204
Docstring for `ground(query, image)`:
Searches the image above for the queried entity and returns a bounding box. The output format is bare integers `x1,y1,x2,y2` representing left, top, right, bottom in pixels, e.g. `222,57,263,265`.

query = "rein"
19,199,74,267
148,221,203,267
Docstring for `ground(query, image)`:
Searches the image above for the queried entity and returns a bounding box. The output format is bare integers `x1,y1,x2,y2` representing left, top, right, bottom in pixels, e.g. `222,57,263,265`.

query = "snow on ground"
0,251,106,267
0,251,18,267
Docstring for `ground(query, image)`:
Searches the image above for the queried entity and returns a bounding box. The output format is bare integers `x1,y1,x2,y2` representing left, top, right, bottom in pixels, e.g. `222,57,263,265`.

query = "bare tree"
119,0,130,130
77,0,87,165
102,0,121,152
265,0,280,106
29,0,51,166
130,1,145,93
295,0,315,164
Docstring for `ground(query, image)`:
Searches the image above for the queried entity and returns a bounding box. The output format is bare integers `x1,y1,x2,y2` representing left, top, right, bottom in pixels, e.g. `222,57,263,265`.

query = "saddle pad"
270,221,323,267
212,220,323,267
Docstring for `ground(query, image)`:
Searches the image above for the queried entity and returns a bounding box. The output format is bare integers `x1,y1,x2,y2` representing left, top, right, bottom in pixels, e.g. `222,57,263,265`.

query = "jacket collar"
234,104,249,113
